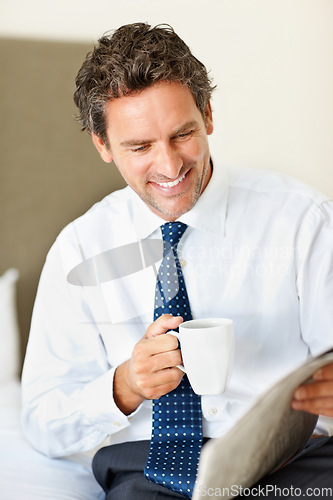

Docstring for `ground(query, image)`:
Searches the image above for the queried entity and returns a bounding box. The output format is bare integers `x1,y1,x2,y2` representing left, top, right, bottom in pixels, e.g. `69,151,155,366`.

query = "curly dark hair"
73,23,215,145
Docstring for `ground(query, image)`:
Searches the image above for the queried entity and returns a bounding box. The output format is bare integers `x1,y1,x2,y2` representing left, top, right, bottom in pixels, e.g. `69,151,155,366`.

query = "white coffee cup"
168,318,234,395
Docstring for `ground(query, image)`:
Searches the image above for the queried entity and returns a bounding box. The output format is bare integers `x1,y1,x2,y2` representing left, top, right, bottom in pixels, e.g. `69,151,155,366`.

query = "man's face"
92,81,213,221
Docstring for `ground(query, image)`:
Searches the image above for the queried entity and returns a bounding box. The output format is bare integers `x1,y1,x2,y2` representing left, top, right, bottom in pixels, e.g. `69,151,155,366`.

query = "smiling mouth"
155,173,186,188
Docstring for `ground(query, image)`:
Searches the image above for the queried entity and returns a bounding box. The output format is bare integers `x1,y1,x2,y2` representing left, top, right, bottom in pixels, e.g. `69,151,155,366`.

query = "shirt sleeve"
296,199,333,355
21,236,138,458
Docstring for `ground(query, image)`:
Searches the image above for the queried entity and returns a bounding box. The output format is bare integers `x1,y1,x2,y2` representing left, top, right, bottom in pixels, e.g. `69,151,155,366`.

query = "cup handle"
165,331,186,372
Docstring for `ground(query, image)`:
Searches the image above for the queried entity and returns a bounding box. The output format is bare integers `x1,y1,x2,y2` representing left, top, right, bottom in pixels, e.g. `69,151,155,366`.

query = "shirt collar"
130,158,229,239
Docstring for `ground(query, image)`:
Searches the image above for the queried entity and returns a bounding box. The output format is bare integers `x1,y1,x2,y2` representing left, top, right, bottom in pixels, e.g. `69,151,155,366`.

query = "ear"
91,133,113,163
204,101,214,136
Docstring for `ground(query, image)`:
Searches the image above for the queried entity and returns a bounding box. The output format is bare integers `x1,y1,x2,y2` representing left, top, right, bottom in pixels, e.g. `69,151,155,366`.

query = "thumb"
144,314,183,339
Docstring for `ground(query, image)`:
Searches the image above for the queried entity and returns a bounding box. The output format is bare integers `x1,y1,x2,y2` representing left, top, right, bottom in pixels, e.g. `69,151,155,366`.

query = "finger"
293,381,333,401
313,363,333,381
136,367,184,400
150,367,183,388
144,314,183,339
292,396,333,410
151,381,184,400
150,349,183,372
135,332,180,363
132,339,176,369
291,397,333,417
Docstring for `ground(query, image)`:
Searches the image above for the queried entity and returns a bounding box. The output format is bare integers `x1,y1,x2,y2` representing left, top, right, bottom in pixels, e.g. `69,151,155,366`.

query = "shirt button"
114,422,122,427
179,259,187,267
209,407,218,416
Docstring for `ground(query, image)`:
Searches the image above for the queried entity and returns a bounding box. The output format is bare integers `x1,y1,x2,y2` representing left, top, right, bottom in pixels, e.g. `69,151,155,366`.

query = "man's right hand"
113,314,184,415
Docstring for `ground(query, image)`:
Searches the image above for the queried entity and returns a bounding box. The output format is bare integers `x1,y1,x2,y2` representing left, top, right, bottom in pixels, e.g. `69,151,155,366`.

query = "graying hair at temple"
73,22,216,146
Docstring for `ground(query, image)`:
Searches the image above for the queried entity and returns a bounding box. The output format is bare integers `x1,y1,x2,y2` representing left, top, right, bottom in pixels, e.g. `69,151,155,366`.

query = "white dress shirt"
21,161,333,458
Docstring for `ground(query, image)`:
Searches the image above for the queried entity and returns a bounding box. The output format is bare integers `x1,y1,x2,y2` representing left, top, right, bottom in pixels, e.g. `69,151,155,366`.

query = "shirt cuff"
78,366,142,435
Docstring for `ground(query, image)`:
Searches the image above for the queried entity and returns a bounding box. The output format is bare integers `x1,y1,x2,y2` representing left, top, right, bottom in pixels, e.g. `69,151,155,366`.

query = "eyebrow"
120,120,199,148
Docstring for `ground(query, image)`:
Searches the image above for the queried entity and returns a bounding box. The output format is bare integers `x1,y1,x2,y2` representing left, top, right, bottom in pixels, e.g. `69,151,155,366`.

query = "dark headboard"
0,38,126,363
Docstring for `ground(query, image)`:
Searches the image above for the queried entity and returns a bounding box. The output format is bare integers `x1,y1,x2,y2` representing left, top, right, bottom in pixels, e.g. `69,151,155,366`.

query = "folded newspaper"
193,349,333,500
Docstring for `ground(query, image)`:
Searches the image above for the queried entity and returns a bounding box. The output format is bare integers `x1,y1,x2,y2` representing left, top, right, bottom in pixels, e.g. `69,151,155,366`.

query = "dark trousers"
92,441,184,499
92,437,333,499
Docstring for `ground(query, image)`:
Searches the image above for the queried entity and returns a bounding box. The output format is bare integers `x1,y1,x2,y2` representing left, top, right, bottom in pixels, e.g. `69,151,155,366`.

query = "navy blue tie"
144,222,203,498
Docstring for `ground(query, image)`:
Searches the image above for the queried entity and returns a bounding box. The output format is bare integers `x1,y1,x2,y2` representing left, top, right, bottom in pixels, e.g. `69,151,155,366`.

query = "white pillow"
0,269,20,383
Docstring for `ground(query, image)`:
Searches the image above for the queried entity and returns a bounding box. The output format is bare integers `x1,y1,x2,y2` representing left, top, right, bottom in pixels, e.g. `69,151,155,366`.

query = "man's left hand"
291,363,333,417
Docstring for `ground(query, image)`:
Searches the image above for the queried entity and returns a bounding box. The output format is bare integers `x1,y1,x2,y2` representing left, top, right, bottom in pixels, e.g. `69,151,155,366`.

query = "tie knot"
161,222,188,247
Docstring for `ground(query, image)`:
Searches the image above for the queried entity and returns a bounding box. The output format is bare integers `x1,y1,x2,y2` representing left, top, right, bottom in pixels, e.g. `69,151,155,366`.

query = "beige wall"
208,0,333,197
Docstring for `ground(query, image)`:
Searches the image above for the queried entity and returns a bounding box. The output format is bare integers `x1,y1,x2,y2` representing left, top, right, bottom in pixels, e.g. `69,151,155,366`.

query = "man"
21,23,333,499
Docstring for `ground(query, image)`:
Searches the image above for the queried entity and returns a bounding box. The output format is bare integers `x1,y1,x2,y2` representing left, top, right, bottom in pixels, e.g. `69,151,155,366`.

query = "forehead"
104,81,203,139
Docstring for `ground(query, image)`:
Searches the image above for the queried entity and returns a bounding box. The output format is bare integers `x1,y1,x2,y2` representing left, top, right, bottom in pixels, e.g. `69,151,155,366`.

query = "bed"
0,269,106,499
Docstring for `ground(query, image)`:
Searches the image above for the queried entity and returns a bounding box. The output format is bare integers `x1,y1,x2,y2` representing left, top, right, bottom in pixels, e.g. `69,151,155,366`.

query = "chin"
142,187,200,220
153,200,197,220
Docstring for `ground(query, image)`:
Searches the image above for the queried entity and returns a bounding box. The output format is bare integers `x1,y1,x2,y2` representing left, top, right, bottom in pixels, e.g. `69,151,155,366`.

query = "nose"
154,143,183,179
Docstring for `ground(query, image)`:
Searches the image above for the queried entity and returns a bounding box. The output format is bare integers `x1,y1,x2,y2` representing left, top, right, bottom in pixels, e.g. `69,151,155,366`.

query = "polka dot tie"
144,222,203,498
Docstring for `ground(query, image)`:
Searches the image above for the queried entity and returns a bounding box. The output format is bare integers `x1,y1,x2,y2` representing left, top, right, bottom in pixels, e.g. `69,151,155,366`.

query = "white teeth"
156,173,185,188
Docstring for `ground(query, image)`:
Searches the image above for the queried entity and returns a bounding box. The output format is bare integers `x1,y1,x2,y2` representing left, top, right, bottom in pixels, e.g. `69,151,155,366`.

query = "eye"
131,144,150,153
176,130,194,140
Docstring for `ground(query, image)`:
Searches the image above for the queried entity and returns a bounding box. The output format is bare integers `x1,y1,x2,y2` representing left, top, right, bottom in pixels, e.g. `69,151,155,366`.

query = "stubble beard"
143,168,206,220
